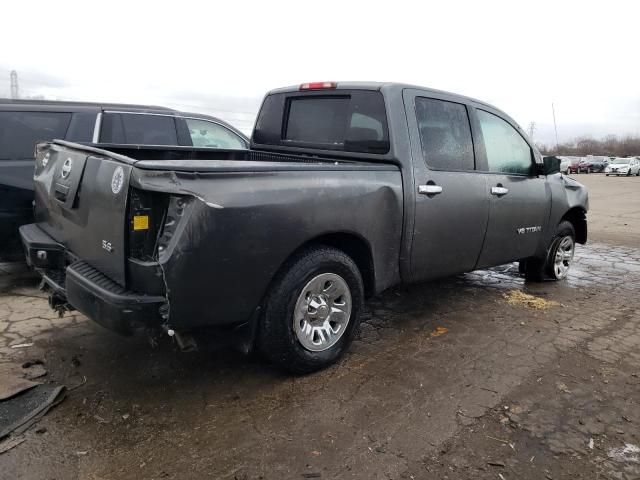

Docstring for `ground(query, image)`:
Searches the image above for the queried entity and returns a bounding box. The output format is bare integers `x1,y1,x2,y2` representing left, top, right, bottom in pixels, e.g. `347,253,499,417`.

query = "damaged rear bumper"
19,224,166,335
66,261,166,335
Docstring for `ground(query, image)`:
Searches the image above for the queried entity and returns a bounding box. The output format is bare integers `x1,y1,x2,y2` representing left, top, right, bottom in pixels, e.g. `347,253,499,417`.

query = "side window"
185,118,246,149
100,113,178,145
120,114,177,145
99,113,125,143
415,97,474,171
0,111,71,159
477,110,533,175
66,112,97,142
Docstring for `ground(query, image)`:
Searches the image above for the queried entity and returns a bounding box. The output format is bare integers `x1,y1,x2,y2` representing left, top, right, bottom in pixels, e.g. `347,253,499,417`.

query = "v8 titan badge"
111,166,124,194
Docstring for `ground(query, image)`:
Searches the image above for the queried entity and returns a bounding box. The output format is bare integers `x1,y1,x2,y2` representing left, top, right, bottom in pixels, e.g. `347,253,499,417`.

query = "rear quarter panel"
131,166,403,330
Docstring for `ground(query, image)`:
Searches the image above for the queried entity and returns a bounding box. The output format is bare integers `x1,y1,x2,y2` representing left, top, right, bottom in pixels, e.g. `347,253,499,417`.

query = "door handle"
491,186,509,196
418,184,443,195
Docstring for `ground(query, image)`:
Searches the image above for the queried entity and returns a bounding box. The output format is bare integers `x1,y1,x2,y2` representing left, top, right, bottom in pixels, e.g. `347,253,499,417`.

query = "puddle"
608,443,640,464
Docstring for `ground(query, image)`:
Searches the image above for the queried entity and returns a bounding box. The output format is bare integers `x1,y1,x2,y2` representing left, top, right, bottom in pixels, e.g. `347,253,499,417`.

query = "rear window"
101,113,178,145
254,90,389,154
0,111,72,160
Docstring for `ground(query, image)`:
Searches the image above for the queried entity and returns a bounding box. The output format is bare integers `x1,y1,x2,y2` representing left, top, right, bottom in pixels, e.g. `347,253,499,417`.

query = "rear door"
403,89,489,281
473,108,550,268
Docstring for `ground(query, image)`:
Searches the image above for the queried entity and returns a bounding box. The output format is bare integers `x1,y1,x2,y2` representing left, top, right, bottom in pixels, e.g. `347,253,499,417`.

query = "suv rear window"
0,111,72,159
254,90,389,154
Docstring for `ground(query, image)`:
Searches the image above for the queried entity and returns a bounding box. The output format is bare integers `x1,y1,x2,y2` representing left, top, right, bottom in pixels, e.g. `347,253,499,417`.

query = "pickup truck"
20,82,589,373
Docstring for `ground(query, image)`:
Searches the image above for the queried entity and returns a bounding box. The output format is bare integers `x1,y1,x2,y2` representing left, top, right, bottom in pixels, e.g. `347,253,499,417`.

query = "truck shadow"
40,260,559,389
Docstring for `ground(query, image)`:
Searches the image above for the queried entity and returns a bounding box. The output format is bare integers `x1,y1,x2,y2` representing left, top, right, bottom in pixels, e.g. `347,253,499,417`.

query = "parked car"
0,100,248,258
564,157,581,174
558,157,571,174
605,157,640,176
20,82,589,373
577,158,607,173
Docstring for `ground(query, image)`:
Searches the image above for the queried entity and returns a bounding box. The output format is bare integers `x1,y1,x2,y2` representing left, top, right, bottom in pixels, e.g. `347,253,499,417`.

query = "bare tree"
541,134,640,157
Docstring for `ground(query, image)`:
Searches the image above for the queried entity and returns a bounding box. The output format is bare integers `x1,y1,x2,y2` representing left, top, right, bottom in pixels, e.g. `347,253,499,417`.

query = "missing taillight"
156,195,191,259
127,189,169,261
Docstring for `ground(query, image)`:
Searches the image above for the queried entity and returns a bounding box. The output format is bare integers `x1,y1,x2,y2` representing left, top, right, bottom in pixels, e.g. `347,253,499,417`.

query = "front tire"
257,246,364,374
522,221,576,282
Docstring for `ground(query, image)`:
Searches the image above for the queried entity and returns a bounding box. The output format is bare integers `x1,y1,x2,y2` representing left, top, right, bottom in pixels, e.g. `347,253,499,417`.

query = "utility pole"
10,70,19,99
551,102,559,150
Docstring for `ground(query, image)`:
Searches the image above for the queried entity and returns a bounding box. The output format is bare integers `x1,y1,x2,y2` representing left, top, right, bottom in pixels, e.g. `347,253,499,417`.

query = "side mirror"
538,156,561,175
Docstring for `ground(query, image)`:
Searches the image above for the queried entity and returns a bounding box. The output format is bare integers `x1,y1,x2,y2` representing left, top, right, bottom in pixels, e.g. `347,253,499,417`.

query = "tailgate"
33,141,132,286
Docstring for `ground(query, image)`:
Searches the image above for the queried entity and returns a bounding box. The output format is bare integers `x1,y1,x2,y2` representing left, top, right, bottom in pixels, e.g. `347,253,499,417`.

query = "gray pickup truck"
20,82,588,373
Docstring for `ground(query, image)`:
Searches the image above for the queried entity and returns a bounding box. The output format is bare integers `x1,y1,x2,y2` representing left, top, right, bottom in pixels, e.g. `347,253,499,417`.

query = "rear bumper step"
20,224,166,335
66,261,166,335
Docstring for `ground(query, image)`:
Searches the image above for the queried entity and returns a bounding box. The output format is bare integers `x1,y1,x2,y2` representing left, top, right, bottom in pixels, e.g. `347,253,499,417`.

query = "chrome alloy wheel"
553,236,575,279
293,273,352,352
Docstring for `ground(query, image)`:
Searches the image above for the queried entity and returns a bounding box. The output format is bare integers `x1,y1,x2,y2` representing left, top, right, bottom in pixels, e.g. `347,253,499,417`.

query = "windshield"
612,158,630,164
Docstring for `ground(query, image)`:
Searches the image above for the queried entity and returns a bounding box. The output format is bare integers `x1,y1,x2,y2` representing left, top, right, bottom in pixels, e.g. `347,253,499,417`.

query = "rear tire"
257,246,364,374
522,221,576,282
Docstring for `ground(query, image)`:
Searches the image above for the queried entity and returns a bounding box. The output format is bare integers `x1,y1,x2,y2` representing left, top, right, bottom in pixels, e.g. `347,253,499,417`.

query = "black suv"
0,100,249,259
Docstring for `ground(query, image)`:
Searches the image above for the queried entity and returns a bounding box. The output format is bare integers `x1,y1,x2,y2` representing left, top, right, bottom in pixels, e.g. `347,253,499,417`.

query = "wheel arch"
290,232,376,298
561,207,587,244
249,231,376,343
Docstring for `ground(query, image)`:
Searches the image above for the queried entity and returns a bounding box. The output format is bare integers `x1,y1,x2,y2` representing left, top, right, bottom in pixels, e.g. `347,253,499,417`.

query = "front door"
403,90,490,282
473,108,551,268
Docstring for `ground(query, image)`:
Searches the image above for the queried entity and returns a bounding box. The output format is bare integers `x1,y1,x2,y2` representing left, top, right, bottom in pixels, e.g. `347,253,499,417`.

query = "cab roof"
269,81,499,111
267,81,526,132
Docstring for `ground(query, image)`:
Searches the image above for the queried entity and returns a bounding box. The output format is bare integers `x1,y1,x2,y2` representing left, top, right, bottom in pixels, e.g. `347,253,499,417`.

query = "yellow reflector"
133,215,149,231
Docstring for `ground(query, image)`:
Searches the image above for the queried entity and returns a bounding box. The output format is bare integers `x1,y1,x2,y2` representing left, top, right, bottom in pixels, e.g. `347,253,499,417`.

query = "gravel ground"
0,174,638,480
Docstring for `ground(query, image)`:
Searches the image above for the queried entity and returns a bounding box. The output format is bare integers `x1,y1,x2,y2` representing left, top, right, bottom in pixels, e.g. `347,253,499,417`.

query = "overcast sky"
1,0,638,144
